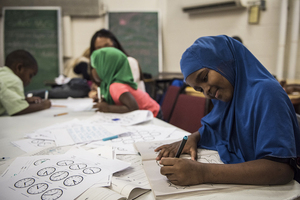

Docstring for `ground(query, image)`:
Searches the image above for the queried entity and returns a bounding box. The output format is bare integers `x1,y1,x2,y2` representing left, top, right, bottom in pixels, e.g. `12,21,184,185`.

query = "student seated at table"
89,28,146,94
155,35,300,186
0,50,51,116
91,47,162,119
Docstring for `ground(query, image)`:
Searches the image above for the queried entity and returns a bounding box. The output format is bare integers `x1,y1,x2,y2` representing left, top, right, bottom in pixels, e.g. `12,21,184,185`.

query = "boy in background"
0,49,51,116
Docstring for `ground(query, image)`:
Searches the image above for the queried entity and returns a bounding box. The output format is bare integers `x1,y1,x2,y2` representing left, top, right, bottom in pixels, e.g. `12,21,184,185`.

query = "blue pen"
102,135,118,141
175,136,188,158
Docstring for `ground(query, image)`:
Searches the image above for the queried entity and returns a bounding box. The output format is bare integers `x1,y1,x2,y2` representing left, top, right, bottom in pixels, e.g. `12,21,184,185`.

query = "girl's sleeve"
109,83,129,105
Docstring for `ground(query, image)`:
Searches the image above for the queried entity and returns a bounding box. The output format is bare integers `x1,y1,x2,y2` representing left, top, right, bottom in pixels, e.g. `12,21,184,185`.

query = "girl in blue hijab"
155,35,300,186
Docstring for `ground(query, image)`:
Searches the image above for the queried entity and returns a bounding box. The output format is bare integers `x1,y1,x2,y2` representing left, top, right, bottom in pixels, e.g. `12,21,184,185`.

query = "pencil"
52,105,67,108
54,112,68,117
97,87,101,102
175,136,188,158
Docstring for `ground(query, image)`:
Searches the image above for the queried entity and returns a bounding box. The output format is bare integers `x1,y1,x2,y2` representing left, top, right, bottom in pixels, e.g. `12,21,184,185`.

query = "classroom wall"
1,0,299,80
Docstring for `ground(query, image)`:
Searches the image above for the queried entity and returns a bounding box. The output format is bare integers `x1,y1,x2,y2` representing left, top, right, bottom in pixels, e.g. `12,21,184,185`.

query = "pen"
102,135,118,141
97,87,101,103
54,112,68,117
45,90,49,100
175,136,188,158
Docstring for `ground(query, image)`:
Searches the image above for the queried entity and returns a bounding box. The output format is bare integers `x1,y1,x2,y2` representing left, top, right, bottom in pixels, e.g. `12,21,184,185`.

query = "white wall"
1,0,299,79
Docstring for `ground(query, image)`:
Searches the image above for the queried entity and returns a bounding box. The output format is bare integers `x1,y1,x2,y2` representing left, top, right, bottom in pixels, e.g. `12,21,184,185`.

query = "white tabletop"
0,99,299,200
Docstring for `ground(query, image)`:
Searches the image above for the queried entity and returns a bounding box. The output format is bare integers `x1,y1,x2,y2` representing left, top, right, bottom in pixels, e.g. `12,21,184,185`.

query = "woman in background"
90,29,146,92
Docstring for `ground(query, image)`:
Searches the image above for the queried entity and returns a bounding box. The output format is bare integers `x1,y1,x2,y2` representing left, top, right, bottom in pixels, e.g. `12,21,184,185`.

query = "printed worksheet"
0,153,130,200
77,154,151,200
84,110,153,126
86,125,177,155
11,139,55,153
52,124,128,146
135,140,234,197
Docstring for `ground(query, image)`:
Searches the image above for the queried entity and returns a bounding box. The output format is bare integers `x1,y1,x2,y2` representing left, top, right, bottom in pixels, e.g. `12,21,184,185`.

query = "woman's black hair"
89,29,129,56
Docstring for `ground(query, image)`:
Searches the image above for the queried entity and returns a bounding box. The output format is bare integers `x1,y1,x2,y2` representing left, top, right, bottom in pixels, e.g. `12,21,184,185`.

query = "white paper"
0,153,130,200
135,140,232,197
87,125,177,155
52,124,128,146
51,98,95,111
85,110,154,126
11,139,55,153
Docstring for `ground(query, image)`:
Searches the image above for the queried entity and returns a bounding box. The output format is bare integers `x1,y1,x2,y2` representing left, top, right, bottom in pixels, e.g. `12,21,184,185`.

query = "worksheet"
11,139,55,153
0,153,130,200
86,124,177,155
77,154,151,200
52,124,128,146
135,140,234,197
84,110,154,126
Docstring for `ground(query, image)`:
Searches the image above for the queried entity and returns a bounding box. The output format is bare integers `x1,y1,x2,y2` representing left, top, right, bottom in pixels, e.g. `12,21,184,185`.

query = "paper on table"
76,187,126,200
84,110,154,126
52,124,128,146
51,98,95,111
135,140,232,197
86,124,177,155
0,153,130,200
11,139,55,153
77,154,151,200
26,118,82,140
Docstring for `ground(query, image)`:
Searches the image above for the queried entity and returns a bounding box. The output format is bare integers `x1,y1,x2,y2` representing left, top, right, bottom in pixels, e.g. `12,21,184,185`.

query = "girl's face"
91,68,101,86
94,37,114,50
185,68,234,102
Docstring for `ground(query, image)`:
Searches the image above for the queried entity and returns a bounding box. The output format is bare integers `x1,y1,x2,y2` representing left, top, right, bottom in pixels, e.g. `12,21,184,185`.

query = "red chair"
160,85,181,122
169,94,206,133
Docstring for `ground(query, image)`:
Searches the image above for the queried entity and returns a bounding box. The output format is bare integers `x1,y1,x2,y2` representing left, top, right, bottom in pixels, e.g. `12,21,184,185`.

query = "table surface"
0,99,299,200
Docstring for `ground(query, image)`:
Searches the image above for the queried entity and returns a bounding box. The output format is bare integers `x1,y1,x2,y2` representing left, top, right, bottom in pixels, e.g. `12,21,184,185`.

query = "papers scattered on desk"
77,154,151,200
0,150,130,200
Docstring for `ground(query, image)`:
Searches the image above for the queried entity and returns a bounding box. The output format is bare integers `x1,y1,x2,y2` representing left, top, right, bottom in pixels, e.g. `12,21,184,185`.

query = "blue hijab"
180,35,300,164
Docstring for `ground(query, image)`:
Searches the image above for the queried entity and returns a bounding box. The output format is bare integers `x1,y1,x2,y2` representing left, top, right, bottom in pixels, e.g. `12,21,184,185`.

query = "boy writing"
0,50,51,116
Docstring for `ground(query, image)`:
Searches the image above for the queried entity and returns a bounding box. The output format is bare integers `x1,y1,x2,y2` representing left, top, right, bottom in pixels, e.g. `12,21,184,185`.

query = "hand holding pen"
155,131,200,161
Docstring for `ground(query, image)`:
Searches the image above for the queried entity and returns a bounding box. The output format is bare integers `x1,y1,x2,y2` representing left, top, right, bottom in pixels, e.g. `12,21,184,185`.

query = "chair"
169,93,206,133
160,85,181,122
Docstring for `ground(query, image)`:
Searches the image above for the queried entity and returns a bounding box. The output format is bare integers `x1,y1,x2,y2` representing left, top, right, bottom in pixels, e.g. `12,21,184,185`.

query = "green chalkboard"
3,7,62,92
108,12,160,77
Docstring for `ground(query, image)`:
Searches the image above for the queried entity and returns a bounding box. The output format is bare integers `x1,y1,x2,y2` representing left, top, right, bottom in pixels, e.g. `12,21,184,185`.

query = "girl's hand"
93,101,110,112
160,157,205,186
155,131,200,161
26,96,42,104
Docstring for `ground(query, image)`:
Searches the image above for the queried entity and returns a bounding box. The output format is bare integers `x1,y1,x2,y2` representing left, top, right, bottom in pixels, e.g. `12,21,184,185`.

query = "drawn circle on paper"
83,167,101,174
142,136,155,141
34,159,50,166
56,160,74,166
63,175,83,186
50,171,69,181
41,188,63,200
14,178,35,188
27,183,48,194
150,131,161,136
69,163,87,170
37,167,56,176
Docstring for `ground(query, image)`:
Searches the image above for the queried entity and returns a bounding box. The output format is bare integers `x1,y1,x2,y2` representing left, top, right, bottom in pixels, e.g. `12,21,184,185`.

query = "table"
1,99,300,200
